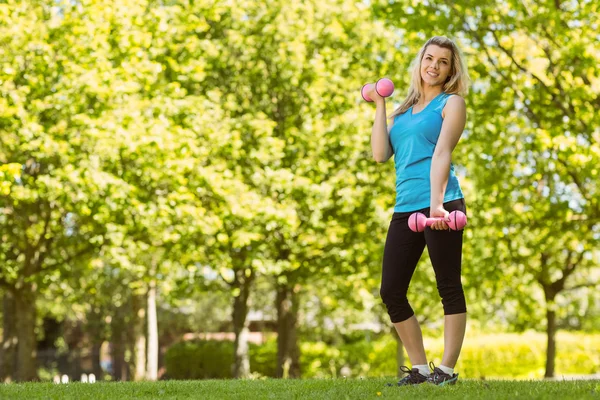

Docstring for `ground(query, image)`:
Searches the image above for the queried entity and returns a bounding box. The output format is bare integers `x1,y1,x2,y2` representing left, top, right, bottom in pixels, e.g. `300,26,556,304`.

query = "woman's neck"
420,86,443,104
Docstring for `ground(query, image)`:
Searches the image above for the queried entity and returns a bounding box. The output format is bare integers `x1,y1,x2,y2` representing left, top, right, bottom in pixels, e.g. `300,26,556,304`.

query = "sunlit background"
0,0,598,383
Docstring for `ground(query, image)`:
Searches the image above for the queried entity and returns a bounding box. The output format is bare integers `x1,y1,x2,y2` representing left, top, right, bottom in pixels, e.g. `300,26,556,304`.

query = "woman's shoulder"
440,92,464,103
441,94,466,118
443,94,466,108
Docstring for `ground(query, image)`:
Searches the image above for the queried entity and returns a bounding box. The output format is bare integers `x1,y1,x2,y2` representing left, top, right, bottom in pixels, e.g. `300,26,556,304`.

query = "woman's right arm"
371,98,393,163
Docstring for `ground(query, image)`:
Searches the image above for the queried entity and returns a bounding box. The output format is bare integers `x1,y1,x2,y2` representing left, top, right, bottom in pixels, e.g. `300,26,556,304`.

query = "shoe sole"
436,376,458,386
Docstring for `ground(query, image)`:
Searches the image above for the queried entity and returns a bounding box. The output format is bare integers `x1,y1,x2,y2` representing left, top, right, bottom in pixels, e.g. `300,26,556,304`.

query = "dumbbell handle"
408,210,467,232
423,217,450,226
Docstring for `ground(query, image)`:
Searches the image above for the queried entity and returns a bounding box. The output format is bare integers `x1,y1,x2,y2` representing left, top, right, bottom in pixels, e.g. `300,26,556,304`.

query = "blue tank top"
389,92,464,212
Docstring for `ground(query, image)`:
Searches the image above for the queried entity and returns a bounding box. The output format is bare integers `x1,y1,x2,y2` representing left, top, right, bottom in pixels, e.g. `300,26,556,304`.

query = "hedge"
165,332,600,379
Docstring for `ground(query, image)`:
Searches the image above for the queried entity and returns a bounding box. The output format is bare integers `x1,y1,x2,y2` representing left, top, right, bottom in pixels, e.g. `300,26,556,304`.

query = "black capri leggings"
380,198,467,323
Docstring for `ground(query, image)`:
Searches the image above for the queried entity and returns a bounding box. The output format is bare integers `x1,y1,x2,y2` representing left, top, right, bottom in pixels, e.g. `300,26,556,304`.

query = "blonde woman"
366,36,470,386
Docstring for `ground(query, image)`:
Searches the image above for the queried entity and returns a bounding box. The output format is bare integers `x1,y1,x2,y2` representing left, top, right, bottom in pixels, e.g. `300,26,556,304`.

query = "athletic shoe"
427,362,459,386
386,366,428,386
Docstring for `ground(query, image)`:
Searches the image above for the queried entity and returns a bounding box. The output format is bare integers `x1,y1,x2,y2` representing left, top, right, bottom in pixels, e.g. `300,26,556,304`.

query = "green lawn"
1,378,599,399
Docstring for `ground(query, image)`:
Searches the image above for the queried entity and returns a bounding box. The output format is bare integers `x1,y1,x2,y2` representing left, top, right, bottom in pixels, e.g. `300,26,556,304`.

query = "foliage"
0,0,599,381
374,0,600,333
165,340,235,379
164,332,600,380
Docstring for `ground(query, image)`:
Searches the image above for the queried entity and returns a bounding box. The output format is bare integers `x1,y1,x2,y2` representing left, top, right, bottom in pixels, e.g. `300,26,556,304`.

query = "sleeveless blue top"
389,92,463,212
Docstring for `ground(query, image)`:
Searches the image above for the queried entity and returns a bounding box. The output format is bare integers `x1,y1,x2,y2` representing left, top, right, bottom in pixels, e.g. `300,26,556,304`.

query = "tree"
0,1,119,380
1,0,219,380
186,0,411,377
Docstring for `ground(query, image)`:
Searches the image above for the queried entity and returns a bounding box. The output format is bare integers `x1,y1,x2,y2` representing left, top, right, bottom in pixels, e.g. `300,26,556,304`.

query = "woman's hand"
365,85,385,105
429,205,449,230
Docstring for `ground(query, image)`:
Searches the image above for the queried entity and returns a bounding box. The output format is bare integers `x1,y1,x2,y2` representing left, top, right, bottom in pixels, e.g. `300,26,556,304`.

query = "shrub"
165,340,234,379
165,332,600,379
249,339,277,377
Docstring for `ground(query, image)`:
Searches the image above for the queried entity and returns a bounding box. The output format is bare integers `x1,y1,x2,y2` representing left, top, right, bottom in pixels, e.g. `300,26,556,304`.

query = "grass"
1,378,599,400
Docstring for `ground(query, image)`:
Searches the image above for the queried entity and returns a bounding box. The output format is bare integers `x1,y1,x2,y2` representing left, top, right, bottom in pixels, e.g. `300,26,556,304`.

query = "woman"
367,36,470,386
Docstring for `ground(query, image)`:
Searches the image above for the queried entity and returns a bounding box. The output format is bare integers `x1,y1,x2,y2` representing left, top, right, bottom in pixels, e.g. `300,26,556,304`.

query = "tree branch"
489,25,589,133
564,282,600,292
31,202,60,275
44,243,99,271
32,202,53,251
461,16,545,129
554,156,592,207
489,29,554,92
563,250,584,278
460,13,595,218
550,249,585,294
535,252,548,284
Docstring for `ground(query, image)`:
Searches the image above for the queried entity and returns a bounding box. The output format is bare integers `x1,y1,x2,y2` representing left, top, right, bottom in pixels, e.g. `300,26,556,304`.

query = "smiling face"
420,45,453,87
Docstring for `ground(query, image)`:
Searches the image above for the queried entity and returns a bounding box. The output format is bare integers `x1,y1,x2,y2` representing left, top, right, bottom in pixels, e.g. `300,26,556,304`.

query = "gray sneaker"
386,366,428,386
427,362,459,386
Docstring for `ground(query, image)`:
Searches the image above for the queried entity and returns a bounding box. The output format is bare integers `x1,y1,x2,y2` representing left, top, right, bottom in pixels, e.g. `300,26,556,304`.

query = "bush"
165,340,234,379
165,332,600,380
249,339,277,377
426,331,600,379
165,339,277,380
299,338,397,378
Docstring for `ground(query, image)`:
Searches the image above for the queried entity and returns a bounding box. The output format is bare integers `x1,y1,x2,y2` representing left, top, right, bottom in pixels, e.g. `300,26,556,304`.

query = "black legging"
380,198,467,323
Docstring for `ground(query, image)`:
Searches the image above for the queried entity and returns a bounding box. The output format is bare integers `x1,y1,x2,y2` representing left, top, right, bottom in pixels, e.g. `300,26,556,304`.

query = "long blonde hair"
389,36,470,119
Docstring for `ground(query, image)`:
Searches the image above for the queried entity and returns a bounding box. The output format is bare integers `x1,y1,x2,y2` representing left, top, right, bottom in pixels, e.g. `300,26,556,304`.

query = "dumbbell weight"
408,210,467,232
361,78,395,102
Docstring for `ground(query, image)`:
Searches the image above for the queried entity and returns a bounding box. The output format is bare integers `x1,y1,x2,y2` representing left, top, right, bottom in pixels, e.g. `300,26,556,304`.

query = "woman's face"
420,45,452,87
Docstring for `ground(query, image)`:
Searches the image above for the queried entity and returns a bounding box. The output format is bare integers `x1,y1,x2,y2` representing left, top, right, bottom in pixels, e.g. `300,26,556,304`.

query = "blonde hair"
389,36,470,119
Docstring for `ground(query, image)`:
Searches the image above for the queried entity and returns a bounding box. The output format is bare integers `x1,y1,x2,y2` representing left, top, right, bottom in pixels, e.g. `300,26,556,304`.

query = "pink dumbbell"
408,210,467,232
361,78,394,102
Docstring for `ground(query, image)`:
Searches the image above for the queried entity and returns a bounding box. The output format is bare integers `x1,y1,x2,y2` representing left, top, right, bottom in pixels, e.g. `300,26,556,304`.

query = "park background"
0,0,598,384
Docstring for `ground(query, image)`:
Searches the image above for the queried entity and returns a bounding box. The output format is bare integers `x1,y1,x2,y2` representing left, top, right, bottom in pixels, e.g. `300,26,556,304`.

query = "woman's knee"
380,285,414,322
438,284,467,314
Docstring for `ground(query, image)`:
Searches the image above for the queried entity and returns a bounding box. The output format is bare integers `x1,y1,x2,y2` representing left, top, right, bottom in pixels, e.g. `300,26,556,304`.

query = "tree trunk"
71,349,82,381
275,281,300,378
146,279,158,381
393,328,405,378
91,342,103,381
232,269,254,378
545,304,557,378
14,286,37,381
111,303,126,381
86,306,105,381
0,291,17,382
132,294,147,381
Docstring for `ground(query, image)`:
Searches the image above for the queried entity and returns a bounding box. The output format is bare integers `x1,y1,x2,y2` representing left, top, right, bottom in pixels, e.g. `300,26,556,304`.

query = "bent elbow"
373,148,392,163
432,149,452,161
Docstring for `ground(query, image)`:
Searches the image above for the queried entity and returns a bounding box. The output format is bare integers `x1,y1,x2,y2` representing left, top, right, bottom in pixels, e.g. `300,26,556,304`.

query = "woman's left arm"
429,96,467,230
